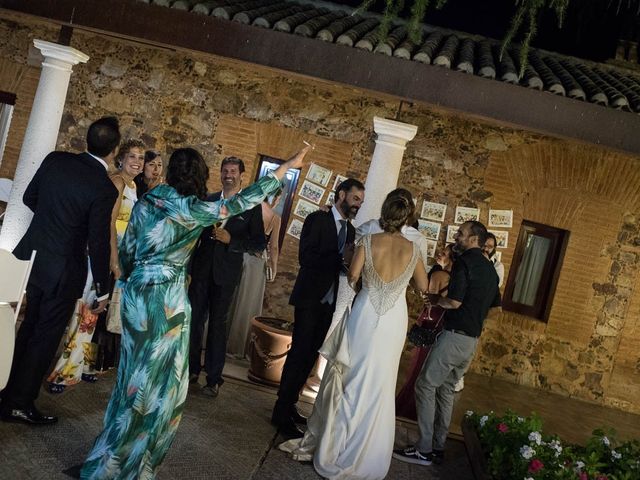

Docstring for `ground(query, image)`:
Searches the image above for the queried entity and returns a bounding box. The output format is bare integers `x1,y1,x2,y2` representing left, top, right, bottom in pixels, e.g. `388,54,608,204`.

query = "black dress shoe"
277,420,304,439
291,409,307,426
0,407,58,425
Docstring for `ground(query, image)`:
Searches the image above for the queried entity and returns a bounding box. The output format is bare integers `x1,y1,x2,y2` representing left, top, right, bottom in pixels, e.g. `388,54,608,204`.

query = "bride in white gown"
279,195,429,480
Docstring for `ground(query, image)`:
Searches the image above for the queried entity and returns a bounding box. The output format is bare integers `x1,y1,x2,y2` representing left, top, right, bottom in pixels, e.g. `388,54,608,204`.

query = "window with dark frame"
502,220,570,322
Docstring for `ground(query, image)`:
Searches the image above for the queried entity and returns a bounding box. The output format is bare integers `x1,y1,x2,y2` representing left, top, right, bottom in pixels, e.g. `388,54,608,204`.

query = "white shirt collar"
86,151,109,171
331,204,347,226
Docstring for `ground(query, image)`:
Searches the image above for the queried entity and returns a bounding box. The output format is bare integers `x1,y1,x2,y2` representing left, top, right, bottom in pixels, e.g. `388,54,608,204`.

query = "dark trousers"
274,303,334,418
188,275,237,387
1,284,76,410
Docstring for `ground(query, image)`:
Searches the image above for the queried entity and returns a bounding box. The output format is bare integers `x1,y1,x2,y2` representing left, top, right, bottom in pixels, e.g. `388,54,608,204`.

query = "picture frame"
446,225,459,243
421,201,447,222
417,220,441,240
326,191,335,206
454,206,480,224
493,251,502,262
293,198,318,220
332,174,348,192
287,218,304,239
489,229,509,249
299,180,325,204
488,209,514,228
426,239,437,258
306,163,333,187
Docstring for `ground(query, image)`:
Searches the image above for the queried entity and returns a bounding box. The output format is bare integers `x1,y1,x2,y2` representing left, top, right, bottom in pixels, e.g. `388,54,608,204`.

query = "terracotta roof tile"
141,0,640,114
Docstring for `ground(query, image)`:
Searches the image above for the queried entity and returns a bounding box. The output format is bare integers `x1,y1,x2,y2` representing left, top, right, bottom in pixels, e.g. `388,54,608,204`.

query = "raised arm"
190,146,311,227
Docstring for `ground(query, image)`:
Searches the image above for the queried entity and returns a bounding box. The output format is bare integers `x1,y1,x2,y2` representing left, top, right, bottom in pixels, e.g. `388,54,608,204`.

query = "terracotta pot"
247,316,292,387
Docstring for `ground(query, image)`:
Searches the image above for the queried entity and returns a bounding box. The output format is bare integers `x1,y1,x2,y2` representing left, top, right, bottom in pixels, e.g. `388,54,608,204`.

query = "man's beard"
452,242,464,254
339,202,359,219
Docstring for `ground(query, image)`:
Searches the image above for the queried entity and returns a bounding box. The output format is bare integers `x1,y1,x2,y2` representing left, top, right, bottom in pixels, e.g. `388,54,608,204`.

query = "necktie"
338,219,347,254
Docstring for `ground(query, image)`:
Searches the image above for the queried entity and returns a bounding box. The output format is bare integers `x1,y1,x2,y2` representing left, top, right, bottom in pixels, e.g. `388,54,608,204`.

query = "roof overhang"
2,0,640,155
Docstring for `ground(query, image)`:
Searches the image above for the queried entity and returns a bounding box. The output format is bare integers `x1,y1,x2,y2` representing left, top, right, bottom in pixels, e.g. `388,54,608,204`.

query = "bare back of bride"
280,194,428,480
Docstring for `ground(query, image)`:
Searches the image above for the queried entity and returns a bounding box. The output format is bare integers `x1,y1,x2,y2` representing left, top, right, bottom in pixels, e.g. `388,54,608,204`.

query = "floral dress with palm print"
80,173,282,480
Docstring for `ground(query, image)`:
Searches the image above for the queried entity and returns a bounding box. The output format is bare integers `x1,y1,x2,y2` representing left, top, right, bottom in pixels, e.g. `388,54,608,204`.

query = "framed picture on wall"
489,209,514,228
493,251,502,262
293,199,318,219
332,174,348,191
306,163,333,187
287,218,304,239
417,220,441,240
421,201,447,222
299,180,325,204
454,206,480,224
446,225,459,243
489,229,509,248
326,191,335,206
426,239,437,258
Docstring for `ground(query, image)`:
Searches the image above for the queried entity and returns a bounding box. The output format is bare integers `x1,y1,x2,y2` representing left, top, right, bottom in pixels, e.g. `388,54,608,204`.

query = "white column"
354,116,418,226
0,40,89,250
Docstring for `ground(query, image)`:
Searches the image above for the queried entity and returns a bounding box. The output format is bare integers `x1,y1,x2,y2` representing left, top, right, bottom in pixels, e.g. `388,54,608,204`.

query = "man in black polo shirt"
394,220,500,466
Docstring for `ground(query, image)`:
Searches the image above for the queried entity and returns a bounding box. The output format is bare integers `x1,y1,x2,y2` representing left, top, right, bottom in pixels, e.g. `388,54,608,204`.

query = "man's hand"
91,298,109,315
212,227,231,244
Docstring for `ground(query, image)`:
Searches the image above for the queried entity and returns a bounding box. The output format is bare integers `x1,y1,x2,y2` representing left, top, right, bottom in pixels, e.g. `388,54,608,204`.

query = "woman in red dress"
396,244,454,420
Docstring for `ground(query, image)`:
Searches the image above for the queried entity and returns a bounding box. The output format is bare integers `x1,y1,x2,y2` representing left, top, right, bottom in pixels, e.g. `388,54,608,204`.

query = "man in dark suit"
189,156,266,398
272,178,365,438
0,117,120,425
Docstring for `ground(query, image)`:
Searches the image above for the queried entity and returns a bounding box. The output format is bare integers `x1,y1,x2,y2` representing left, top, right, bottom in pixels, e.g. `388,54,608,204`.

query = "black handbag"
407,304,445,348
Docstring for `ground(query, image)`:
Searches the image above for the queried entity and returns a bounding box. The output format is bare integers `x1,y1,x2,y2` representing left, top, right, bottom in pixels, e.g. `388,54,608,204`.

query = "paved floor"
0,370,473,480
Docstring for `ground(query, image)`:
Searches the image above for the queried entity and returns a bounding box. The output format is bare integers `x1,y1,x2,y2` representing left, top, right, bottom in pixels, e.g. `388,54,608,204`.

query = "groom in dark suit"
189,156,266,397
0,117,120,425
272,178,365,438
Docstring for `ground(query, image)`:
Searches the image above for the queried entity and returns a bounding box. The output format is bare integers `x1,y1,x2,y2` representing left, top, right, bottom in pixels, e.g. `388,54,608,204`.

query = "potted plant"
247,316,293,387
463,410,640,480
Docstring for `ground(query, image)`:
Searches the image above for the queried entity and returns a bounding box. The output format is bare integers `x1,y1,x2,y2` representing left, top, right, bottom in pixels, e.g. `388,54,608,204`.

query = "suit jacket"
289,209,355,308
190,191,266,286
13,151,118,299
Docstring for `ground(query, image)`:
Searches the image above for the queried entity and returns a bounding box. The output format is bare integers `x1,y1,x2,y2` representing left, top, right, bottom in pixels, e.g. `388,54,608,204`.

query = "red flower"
528,459,544,473
579,473,588,480
497,423,509,433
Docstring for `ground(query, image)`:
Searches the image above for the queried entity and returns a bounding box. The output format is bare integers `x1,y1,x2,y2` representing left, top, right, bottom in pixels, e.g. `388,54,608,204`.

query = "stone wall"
0,12,638,414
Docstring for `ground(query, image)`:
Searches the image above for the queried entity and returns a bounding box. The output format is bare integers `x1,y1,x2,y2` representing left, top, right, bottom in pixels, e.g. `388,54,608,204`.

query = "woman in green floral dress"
80,146,308,479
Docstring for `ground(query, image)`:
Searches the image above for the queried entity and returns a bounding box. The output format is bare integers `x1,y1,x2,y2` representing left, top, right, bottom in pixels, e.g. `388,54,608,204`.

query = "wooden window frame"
502,220,570,322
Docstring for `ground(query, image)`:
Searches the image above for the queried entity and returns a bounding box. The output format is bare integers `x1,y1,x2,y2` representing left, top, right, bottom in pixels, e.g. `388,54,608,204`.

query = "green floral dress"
80,173,281,479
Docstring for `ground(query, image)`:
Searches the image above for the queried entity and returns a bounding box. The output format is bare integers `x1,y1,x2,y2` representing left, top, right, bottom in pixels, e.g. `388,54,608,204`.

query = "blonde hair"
114,139,145,169
380,195,414,233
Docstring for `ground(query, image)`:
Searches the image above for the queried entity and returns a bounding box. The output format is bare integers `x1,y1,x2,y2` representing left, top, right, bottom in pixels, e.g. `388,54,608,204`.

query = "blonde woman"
93,139,144,372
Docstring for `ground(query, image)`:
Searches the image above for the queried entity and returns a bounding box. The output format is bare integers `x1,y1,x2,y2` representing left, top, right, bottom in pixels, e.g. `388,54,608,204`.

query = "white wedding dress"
280,234,419,480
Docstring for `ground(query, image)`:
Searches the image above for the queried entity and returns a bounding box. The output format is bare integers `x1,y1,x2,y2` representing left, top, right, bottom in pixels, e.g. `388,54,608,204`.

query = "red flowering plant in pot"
463,410,640,480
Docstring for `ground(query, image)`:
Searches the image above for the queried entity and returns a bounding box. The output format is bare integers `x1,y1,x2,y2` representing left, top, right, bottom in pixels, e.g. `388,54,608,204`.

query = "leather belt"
446,328,478,338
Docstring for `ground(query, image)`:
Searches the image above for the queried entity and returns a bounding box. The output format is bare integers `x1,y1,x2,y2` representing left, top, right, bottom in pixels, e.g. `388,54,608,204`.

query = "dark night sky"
334,0,634,62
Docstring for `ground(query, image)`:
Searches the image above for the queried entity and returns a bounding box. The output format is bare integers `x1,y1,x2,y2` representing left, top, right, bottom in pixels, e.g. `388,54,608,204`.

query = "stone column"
354,116,418,226
0,40,89,250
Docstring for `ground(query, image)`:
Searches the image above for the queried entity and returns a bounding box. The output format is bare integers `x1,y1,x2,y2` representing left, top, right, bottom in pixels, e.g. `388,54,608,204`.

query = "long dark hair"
166,148,209,199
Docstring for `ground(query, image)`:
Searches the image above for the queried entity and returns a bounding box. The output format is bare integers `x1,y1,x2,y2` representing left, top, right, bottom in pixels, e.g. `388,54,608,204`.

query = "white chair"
0,249,36,390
